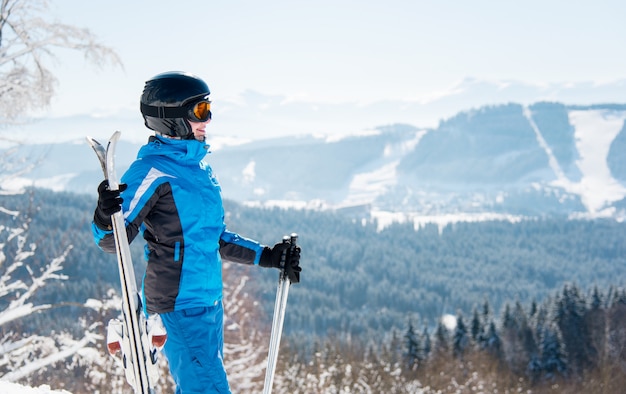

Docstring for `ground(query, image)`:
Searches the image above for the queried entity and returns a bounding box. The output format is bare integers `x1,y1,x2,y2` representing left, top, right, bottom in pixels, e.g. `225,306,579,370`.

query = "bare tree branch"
0,0,121,123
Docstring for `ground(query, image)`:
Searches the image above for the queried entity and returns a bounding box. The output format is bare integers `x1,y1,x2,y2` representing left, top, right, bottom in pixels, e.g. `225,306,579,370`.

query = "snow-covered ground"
0,381,71,394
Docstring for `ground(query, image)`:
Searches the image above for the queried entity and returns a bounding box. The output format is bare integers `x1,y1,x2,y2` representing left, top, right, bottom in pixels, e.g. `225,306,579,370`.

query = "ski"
87,131,164,394
263,233,298,394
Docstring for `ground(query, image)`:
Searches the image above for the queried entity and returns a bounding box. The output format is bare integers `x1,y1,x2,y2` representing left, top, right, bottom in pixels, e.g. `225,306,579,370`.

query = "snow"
2,332,99,382
0,381,71,394
0,173,82,194
0,304,51,327
0,174,79,194
341,130,426,207
566,109,626,214
0,207,20,216
344,161,399,206
243,199,328,210
525,108,626,218
241,160,256,184
372,210,525,233
323,128,381,143
31,174,78,192
526,107,626,217
525,106,568,181
441,314,457,331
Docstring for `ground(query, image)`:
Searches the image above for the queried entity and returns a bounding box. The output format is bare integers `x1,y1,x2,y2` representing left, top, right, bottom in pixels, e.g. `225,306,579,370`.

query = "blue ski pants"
160,302,231,394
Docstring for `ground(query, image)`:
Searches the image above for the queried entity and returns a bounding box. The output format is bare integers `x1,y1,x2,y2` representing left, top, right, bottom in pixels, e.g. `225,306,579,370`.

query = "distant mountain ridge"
3,101,626,222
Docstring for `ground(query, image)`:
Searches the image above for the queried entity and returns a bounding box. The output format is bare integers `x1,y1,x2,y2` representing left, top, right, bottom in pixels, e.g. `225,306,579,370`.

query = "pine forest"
0,188,625,393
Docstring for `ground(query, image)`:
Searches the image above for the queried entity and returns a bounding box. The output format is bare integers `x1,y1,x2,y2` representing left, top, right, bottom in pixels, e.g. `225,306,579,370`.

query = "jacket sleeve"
91,207,143,254
91,222,115,253
91,216,142,254
219,230,265,265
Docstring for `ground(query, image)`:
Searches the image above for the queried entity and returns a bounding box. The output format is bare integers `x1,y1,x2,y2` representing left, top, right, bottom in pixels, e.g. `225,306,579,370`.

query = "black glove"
260,242,302,284
93,180,127,230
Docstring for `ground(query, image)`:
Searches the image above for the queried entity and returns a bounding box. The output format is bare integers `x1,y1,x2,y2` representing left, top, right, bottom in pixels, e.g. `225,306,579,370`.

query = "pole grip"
278,235,290,270
289,233,298,249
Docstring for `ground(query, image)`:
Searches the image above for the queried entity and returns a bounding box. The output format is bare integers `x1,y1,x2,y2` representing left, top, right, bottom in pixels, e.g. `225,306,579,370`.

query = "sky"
22,0,626,141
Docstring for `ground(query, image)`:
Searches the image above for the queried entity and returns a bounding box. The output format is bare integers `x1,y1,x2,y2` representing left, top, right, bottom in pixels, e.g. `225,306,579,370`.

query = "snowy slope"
525,107,626,216
564,109,626,215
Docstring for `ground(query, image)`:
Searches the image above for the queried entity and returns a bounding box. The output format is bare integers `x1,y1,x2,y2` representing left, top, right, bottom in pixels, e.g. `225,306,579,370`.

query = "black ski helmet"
140,71,211,138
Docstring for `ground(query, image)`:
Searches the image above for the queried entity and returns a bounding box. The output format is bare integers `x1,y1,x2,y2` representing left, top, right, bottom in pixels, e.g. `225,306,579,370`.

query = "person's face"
188,118,211,141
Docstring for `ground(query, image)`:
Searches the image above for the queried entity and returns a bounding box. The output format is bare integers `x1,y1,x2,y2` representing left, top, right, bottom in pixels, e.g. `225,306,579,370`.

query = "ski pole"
263,233,297,394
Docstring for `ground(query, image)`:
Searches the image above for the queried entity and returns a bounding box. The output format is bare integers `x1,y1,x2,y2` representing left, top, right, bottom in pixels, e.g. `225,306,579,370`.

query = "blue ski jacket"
92,135,265,314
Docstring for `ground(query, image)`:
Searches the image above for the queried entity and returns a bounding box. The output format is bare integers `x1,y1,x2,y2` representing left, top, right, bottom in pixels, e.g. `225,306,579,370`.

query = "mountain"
3,101,626,223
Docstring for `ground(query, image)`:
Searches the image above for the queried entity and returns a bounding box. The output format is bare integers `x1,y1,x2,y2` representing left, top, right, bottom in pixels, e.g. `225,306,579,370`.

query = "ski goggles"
187,100,212,122
141,99,212,122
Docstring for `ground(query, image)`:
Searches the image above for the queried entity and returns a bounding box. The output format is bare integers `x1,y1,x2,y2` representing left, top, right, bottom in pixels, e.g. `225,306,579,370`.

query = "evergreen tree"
607,288,626,364
434,318,450,355
453,313,470,359
532,304,549,334
590,285,603,310
611,288,626,307
482,299,492,323
470,306,482,342
385,329,403,367
421,325,432,361
501,303,514,330
553,284,594,373
501,301,537,374
483,320,502,357
526,353,542,384
605,285,617,308
403,317,419,370
529,299,538,318
517,301,538,357
586,285,607,366
539,323,568,380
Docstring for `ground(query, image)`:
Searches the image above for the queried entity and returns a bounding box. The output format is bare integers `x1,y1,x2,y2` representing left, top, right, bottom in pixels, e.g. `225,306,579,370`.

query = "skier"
91,71,301,393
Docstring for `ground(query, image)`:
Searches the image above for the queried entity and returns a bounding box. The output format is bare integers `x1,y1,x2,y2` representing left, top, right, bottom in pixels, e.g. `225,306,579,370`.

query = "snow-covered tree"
0,1,120,386
0,201,91,383
0,0,121,124
221,261,269,393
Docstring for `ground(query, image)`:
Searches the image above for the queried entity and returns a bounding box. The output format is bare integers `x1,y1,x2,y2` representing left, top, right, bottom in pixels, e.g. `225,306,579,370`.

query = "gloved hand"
93,180,127,230
260,241,302,283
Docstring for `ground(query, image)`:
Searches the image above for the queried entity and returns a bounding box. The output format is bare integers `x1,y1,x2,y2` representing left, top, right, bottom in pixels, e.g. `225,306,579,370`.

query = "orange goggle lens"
189,100,212,122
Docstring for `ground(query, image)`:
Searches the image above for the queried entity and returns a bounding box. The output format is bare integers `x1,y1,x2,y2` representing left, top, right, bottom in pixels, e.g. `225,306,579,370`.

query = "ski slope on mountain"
565,109,626,215
525,107,626,216
341,130,425,206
